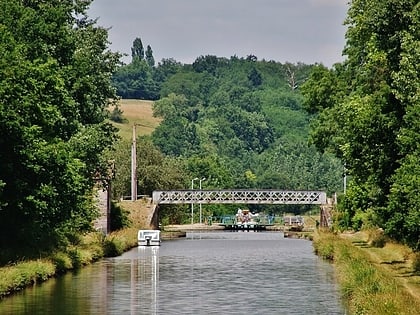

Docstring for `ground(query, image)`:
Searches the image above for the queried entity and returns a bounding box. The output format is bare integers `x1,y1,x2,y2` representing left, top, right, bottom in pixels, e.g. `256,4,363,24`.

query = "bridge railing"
152,190,327,205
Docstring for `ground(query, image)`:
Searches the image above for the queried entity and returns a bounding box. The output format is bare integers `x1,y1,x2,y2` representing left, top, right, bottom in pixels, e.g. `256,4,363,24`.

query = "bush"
413,252,420,274
368,228,387,248
109,105,127,123
111,202,131,231
0,260,56,298
313,231,336,260
52,252,73,273
67,248,83,269
103,237,126,257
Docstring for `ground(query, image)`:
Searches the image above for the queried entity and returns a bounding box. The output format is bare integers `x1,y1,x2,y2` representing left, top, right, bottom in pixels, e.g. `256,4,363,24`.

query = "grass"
314,230,420,315
109,99,161,140
0,260,56,298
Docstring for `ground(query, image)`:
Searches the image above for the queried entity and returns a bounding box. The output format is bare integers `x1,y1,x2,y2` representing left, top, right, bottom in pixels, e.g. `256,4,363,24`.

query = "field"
109,99,161,140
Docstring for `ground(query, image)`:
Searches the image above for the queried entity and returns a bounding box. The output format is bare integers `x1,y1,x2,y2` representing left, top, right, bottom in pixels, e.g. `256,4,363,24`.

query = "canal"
0,231,346,314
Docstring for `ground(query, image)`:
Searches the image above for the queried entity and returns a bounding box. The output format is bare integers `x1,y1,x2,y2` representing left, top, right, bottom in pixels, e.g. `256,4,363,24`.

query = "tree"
131,37,144,61
145,44,155,67
153,58,183,82
248,67,263,88
385,4,420,250
0,0,119,257
113,58,159,100
301,0,419,250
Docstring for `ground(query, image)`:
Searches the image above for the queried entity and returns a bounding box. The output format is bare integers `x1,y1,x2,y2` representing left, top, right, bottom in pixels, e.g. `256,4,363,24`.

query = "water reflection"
0,232,346,315
134,246,159,314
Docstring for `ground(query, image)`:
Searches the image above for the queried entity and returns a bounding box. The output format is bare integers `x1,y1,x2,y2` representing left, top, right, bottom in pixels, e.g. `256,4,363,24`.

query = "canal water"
0,231,346,314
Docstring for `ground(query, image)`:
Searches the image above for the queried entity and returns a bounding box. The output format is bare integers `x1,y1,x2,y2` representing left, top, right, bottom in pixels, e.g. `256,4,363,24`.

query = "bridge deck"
152,190,327,205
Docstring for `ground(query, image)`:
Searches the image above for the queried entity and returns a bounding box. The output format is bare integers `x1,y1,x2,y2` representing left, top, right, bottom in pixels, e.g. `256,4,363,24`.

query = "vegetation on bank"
313,230,420,315
0,199,148,299
0,231,131,299
0,0,120,262
301,0,420,251
0,1,418,311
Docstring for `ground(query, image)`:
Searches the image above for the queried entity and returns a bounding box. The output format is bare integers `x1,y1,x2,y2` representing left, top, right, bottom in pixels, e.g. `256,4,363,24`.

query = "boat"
138,230,161,246
235,209,259,229
219,209,270,231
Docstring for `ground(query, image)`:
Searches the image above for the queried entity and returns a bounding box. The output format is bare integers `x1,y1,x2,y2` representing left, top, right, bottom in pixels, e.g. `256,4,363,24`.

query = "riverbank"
0,229,138,299
0,199,152,299
313,230,420,315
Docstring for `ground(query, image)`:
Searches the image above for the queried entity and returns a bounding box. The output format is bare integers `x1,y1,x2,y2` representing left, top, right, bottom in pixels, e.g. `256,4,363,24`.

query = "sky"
88,0,349,67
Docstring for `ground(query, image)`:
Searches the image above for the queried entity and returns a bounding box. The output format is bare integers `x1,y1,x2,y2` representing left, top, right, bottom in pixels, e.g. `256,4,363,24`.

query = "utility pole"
131,124,137,201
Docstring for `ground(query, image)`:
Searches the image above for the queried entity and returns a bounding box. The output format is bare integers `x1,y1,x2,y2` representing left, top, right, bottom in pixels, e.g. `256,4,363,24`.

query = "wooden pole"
131,124,137,201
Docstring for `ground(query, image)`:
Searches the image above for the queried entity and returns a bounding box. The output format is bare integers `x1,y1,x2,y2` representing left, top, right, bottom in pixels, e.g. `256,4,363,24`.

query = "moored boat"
138,230,161,246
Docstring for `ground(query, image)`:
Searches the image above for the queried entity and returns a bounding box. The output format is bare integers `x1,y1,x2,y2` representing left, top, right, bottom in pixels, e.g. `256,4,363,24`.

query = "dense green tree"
136,138,187,195
385,4,420,250
145,44,155,67
152,93,201,156
301,0,419,249
248,67,263,88
131,37,144,61
0,0,119,256
153,58,183,82
192,55,228,74
150,57,342,198
112,58,159,99
113,37,162,99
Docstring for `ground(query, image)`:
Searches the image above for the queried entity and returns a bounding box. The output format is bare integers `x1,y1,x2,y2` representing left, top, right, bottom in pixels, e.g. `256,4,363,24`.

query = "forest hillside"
109,54,343,224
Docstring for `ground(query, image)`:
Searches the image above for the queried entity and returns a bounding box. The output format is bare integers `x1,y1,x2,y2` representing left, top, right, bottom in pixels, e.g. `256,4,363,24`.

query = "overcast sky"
88,0,349,67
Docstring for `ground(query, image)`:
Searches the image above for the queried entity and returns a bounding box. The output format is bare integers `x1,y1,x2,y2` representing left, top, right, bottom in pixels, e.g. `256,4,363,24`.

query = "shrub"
368,228,387,248
103,237,126,257
413,252,420,274
52,252,73,273
313,231,336,260
111,202,131,231
67,248,86,269
0,260,56,298
109,105,127,123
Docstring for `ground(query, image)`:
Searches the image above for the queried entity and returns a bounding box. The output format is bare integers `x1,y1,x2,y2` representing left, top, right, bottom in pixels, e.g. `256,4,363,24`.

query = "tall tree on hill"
0,0,120,258
145,44,155,67
131,37,144,61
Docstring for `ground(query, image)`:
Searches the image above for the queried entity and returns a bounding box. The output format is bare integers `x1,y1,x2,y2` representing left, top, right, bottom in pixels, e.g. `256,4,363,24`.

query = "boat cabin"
138,230,161,246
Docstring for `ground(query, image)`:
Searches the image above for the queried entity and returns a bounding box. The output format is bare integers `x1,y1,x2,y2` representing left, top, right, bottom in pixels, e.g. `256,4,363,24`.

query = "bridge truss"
152,190,327,205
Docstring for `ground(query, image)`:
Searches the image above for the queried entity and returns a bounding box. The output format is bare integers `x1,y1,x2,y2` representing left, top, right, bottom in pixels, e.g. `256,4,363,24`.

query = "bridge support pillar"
320,198,334,228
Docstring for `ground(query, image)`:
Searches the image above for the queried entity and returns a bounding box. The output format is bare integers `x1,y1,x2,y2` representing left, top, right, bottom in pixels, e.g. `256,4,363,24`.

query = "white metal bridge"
152,190,327,205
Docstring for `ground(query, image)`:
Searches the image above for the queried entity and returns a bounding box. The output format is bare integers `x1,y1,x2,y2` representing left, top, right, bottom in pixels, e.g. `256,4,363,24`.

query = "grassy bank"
0,230,137,299
313,230,420,315
0,200,150,299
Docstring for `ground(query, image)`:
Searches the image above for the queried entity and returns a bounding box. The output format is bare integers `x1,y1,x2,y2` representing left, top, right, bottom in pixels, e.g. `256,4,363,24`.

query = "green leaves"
148,57,342,206
0,0,119,255
302,0,420,250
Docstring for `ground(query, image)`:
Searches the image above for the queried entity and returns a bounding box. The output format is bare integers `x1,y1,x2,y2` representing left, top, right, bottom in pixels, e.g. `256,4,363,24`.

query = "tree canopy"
0,0,119,258
112,55,343,221
301,0,419,250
